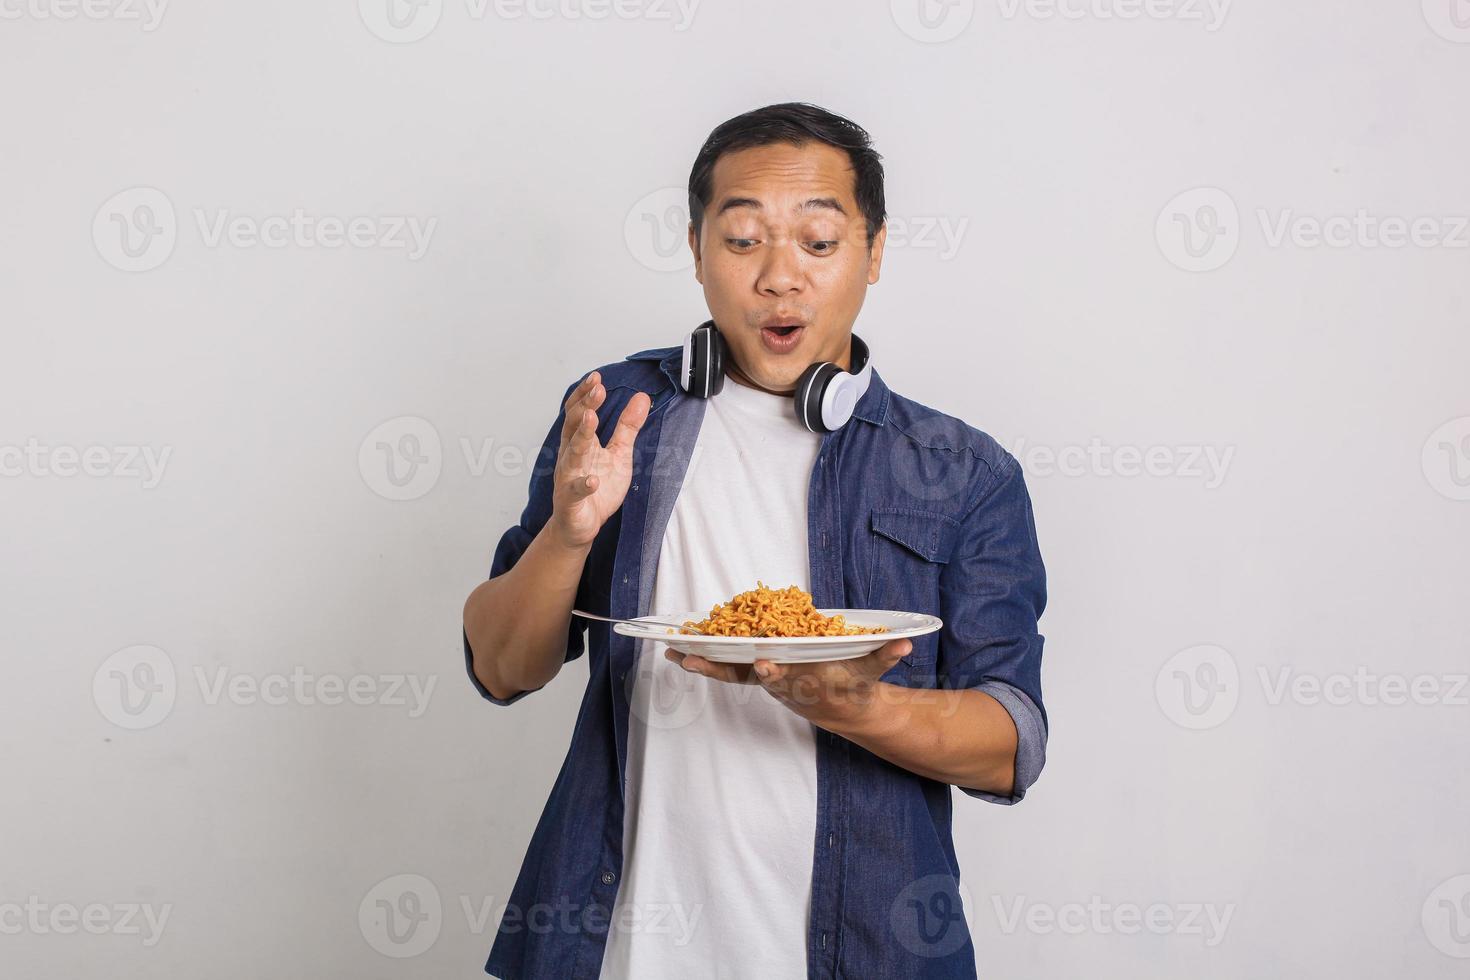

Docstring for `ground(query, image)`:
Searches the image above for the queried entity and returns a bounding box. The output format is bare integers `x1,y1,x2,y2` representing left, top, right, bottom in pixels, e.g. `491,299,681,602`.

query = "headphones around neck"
678,319,873,434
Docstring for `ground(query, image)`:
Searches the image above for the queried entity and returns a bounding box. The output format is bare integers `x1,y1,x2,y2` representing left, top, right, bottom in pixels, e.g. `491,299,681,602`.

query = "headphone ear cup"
821,375,861,430
793,362,841,433
680,331,698,393
684,322,726,398
706,325,727,397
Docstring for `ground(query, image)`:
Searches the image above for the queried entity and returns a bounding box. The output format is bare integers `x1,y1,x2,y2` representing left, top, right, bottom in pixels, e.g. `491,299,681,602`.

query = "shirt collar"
623,345,889,427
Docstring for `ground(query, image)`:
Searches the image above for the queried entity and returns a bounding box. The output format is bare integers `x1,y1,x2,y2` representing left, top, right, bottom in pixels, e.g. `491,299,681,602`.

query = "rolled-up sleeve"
938,452,1048,804
463,379,589,706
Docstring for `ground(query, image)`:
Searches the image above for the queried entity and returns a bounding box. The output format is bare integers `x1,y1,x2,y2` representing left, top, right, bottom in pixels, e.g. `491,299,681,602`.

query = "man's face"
689,141,886,392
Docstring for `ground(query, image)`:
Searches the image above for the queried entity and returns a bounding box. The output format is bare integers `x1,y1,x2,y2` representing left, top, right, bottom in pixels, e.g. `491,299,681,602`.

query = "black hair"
687,102,887,249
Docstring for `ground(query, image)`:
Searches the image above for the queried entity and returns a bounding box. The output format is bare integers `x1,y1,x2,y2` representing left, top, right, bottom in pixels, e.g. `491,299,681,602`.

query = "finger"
567,386,604,448
561,371,597,423
563,470,598,501
558,406,599,493
579,370,601,402
562,406,600,467
669,650,746,684
869,639,911,673
667,649,710,675
605,391,651,455
677,653,728,681
753,659,786,684
559,372,601,445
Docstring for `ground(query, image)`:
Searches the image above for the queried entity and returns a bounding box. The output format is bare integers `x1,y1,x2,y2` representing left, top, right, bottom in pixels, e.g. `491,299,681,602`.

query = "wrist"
823,681,909,741
541,518,595,557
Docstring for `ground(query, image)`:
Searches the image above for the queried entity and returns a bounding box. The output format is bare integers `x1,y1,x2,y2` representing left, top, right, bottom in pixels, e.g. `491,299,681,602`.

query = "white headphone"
678,320,873,433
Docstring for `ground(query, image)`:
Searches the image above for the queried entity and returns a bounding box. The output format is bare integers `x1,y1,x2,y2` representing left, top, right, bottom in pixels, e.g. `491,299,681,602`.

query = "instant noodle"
677,582,889,638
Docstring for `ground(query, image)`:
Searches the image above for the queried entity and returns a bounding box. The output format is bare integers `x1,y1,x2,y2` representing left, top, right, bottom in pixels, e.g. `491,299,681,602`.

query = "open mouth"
760,324,807,352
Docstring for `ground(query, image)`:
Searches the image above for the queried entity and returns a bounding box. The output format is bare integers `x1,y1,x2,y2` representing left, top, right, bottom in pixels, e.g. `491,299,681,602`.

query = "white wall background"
3,1,1468,977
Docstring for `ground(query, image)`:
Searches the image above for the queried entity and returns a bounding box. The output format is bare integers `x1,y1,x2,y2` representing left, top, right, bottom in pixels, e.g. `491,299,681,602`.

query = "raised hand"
547,371,651,550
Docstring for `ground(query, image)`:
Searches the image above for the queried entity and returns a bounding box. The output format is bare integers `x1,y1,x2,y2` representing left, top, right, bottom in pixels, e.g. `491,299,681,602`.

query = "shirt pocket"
867,507,960,670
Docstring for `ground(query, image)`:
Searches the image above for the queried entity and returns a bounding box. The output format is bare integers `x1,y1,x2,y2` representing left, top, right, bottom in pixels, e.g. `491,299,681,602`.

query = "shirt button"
601,871,616,885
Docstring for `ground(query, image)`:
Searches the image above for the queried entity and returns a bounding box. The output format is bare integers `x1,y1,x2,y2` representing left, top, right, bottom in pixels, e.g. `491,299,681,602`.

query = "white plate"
612,609,942,664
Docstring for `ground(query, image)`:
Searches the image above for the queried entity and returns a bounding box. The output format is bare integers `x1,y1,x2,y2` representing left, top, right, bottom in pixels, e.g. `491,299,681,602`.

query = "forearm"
463,527,590,701
826,685,1020,797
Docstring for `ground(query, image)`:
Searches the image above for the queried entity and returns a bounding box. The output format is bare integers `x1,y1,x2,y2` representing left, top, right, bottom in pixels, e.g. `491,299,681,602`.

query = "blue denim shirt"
464,345,1048,979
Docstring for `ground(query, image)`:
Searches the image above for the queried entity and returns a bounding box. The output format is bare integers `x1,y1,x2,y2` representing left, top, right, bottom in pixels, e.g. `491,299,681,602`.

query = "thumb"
879,639,912,669
753,659,784,684
566,472,598,500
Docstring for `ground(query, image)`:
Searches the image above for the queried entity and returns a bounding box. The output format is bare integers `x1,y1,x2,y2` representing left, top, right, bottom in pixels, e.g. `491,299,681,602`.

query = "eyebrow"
714,196,848,218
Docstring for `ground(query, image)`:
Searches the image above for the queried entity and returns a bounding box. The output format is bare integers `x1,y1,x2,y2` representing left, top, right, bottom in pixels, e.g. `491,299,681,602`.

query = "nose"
755,240,803,296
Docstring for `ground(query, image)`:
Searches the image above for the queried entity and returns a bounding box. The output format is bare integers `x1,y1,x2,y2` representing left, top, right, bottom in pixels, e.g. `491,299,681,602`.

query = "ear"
866,222,887,285
688,221,703,284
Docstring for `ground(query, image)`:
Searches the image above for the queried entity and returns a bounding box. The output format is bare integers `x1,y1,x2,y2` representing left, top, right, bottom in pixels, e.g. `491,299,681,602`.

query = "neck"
726,337,855,395
725,359,793,396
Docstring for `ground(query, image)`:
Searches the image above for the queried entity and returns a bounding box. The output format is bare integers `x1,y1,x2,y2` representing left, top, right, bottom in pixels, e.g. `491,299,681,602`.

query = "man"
462,103,1047,979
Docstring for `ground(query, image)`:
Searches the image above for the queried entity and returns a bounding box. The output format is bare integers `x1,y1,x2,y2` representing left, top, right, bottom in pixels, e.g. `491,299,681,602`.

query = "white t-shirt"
597,378,823,979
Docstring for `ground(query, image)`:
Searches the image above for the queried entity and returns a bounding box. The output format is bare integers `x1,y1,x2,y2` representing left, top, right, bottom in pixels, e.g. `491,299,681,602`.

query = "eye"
726,238,759,250
807,240,839,254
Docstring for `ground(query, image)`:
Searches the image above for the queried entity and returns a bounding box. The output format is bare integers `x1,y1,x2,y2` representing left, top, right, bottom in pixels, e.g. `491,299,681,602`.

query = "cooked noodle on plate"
672,582,889,638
